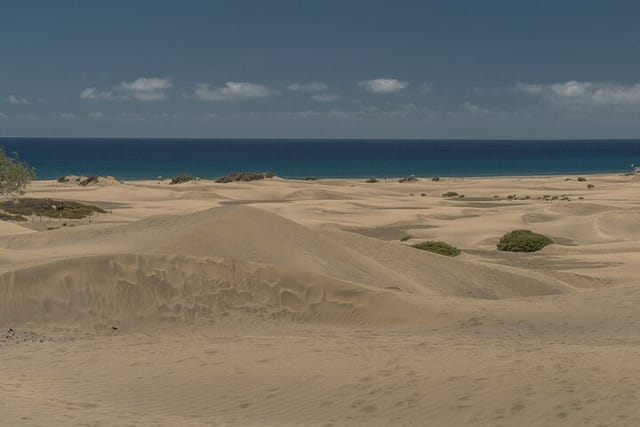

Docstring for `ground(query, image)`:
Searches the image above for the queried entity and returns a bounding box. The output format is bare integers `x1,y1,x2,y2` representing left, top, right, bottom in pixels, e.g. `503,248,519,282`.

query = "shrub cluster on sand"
215,171,275,183
442,191,459,197
497,230,553,252
0,148,34,196
78,176,100,187
365,178,379,183
170,174,197,185
411,240,461,257
0,212,28,221
0,198,106,219
399,175,418,183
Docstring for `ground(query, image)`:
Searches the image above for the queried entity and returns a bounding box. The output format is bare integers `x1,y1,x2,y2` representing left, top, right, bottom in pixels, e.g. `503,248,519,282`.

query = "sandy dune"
2,173,640,426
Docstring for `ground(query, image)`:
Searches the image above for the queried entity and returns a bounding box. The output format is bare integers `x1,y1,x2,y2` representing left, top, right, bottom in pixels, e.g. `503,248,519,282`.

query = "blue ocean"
1,138,639,180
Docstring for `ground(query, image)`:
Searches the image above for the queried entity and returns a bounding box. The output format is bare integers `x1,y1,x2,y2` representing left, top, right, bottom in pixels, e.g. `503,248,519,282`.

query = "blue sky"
1,0,640,138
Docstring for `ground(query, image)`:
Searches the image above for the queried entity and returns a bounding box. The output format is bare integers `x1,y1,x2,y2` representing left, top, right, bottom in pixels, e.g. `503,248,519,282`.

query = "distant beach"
1,138,639,180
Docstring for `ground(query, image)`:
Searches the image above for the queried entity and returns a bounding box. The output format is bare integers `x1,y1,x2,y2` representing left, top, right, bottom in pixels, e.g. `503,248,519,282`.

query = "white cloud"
88,111,104,118
359,78,408,94
310,93,341,102
80,87,116,101
60,112,76,120
193,81,273,101
5,95,29,104
514,81,640,106
116,77,171,101
460,102,495,115
461,102,481,113
80,77,171,102
287,81,328,92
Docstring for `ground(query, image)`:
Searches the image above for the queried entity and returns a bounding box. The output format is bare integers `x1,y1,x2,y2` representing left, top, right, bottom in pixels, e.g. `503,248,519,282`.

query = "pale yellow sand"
1,173,640,426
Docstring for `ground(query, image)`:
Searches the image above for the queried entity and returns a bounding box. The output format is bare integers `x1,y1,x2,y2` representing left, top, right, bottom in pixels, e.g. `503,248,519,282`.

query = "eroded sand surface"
2,174,640,426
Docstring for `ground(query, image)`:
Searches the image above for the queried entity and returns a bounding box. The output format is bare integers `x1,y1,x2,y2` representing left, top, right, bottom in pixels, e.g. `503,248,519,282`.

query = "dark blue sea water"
1,138,639,180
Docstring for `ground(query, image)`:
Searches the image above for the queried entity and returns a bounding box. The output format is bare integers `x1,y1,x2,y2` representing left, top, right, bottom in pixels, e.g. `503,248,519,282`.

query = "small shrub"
497,230,553,252
57,175,70,183
0,212,28,221
215,171,274,183
400,236,411,242
170,174,196,185
411,241,461,257
399,175,418,183
78,176,99,186
301,177,316,181
0,198,106,219
442,191,459,197
420,193,426,197
0,148,35,196
432,176,440,182
577,177,587,182
587,184,595,189
365,178,379,183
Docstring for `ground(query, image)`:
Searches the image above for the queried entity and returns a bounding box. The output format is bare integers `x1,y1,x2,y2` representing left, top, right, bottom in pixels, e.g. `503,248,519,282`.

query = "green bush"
170,174,196,184
399,175,418,183
78,176,99,186
442,191,459,197
497,230,553,252
0,198,106,219
411,241,460,257
215,171,274,183
0,148,34,196
0,212,28,222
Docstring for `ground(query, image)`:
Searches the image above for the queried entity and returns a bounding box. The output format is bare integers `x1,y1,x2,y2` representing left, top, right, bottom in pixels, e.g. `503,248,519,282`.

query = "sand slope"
0,253,431,330
0,204,575,332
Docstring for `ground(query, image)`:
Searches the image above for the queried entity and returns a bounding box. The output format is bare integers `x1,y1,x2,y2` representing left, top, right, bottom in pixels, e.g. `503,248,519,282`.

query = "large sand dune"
2,174,640,426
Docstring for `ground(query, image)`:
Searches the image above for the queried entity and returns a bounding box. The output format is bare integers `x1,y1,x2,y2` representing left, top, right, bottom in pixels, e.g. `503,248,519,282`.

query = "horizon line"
2,136,640,141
